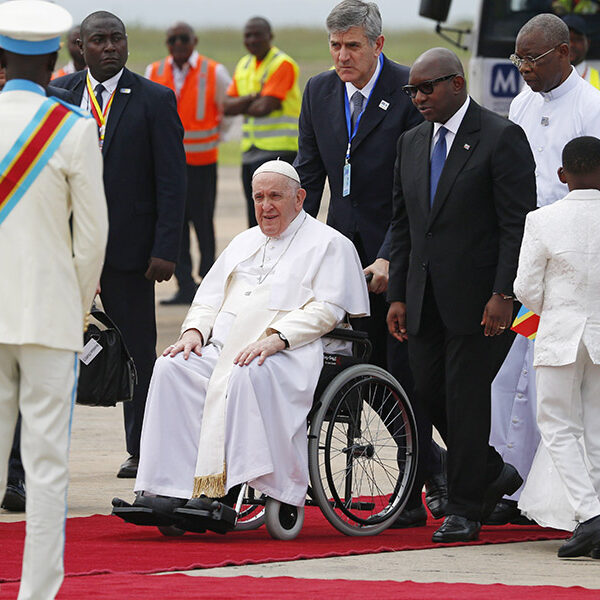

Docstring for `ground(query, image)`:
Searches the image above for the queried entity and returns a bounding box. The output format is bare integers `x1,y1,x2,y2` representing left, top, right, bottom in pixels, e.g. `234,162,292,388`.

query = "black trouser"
7,415,24,483
352,234,443,509
408,281,514,520
100,266,156,457
241,151,297,227
174,163,218,291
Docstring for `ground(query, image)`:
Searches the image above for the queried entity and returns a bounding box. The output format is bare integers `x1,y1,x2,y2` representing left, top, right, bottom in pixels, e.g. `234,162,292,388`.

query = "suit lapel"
70,72,86,105
351,56,395,152
428,100,480,226
324,77,349,148
102,68,134,157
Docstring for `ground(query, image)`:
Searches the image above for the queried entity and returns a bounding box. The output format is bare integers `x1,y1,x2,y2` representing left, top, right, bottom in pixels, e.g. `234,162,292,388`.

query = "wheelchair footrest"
174,501,237,535
111,500,176,527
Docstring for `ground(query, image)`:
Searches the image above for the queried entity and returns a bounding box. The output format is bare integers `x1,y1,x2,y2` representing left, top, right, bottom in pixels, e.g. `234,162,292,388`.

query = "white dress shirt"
509,67,600,207
431,96,470,157
345,55,382,115
80,68,124,115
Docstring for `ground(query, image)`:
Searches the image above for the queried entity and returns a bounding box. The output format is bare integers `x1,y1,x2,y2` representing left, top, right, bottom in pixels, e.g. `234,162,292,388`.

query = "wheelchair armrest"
323,327,369,342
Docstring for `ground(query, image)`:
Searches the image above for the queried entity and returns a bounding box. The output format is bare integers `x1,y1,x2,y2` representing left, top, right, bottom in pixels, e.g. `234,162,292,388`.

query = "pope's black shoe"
558,515,600,558
111,494,186,526
481,463,523,522
174,495,237,534
432,514,481,543
1,479,26,512
389,504,428,528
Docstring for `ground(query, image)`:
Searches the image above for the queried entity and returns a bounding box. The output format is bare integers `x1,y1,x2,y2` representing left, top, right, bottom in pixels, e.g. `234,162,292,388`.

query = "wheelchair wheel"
308,364,418,536
264,498,304,540
234,487,266,531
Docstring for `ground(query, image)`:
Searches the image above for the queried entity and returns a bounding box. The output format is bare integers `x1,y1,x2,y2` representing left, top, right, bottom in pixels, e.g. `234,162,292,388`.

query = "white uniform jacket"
0,88,108,352
514,189,600,366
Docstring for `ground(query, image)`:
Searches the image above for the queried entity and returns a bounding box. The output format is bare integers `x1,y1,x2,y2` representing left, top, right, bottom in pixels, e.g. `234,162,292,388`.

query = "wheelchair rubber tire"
308,363,418,537
157,525,185,536
264,498,304,540
234,507,265,531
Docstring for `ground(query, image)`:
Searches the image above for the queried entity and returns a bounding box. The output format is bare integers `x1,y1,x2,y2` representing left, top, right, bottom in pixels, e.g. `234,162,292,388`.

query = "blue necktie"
430,126,448,208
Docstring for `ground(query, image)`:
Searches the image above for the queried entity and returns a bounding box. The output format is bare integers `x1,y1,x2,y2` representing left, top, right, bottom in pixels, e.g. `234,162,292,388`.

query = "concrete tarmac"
2,166,599,591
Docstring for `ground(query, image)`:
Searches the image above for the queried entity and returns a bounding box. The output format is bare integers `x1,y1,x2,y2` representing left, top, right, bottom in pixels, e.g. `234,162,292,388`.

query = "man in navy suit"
53,11,186,478
294,0,445,527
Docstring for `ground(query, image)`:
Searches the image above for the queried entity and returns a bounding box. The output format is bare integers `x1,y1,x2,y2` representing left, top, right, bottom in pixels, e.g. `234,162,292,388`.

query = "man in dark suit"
294,0,446,527
387,47,536,542
53,11,186,478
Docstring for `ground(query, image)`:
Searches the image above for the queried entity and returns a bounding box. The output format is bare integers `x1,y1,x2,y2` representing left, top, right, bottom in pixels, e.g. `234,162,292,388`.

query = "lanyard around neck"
343,53,383,162
86,72,116,134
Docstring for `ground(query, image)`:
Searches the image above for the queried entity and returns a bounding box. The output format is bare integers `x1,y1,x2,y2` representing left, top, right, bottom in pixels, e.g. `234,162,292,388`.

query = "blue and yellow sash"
0,97,79,226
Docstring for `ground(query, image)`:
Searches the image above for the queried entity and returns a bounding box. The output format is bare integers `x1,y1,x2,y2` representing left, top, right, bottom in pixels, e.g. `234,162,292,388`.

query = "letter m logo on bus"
491,63,520,98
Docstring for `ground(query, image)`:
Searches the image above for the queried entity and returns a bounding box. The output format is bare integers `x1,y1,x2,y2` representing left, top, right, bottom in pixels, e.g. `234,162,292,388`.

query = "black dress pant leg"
8,414,24,482
187,163,217,278
173,190,195,294
100,266,157,457
409,284,504,520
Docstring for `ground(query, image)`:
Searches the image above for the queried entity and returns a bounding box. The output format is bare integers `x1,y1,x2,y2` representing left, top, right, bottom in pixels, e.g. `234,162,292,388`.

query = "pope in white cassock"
114,160,369,529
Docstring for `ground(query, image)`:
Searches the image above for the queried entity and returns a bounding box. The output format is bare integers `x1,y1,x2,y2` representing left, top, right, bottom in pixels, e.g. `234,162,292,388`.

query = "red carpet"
0,508,568,584
1,574,595,599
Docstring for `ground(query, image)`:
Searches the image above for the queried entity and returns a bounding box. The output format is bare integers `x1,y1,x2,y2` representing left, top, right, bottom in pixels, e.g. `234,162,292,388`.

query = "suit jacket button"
426,232,432,238
421,262,427,270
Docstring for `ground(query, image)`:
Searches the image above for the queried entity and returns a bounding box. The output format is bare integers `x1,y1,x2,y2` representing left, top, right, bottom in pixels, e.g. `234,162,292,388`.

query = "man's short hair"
81,11,125,40
562,136,600,174
518,13,569,47
326,0,382,45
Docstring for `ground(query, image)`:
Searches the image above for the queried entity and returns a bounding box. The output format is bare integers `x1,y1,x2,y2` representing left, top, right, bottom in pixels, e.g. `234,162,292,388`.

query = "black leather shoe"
117,455,139,478
174,495,237,534
1,480,26,512
425,472,448,520
484,499,534,525
389,504,428,528
589,545,600,559
160,288,196,306
558,515,600,558
432,514,481,543
481,463,523,522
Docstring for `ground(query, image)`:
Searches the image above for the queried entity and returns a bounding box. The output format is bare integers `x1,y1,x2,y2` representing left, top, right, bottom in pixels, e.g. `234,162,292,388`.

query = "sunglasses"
167,33,191,45
402,73,458,98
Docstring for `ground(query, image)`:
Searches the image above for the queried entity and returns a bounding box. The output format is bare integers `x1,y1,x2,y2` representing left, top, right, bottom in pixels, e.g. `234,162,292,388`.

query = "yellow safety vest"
589,67,600,91
233,46,300,153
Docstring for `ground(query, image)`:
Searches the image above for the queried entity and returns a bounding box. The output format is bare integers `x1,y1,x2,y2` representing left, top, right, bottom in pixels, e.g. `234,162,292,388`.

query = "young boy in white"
514,136,600,558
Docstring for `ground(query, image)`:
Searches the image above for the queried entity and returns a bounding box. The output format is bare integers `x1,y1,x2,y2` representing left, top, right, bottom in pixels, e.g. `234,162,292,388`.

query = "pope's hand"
364,258,389,294
234,334,286,366
163,329,203,360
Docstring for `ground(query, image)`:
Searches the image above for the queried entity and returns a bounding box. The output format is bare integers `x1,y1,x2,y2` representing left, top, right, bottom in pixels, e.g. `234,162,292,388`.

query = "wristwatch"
493,292,514,300
276,331,290,348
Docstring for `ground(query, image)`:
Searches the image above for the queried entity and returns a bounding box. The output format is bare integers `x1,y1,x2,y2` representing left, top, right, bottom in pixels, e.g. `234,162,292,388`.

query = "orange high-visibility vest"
148,55,220,165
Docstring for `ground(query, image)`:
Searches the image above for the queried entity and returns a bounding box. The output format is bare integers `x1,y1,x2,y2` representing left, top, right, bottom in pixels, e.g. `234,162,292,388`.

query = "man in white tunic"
0,2,108,598
489,13,600,525
114,161,369,529
514,136,600,557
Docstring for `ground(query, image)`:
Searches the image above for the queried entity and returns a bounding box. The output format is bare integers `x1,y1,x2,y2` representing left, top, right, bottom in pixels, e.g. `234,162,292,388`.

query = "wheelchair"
157,326,419,540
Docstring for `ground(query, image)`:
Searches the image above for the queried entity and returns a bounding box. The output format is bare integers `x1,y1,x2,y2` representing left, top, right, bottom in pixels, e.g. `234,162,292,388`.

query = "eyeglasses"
402,73,458,98
167,33,191,45
509,46,558,69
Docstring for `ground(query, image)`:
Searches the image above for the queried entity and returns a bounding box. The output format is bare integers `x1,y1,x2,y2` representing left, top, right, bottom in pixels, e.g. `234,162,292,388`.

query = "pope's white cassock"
490,67,600,500
513,189,600,531
135,210,369,507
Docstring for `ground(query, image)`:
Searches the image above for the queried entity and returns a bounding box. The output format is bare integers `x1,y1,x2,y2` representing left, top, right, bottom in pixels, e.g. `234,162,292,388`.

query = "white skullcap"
0,1,72,56
252,159,301,184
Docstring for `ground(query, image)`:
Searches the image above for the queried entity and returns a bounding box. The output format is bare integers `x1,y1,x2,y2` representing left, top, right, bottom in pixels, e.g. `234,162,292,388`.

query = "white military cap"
0,0,72,56
252,159,301,183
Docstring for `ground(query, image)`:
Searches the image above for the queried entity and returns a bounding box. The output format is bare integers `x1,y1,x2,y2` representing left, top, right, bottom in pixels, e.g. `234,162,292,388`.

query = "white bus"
419,0,600,114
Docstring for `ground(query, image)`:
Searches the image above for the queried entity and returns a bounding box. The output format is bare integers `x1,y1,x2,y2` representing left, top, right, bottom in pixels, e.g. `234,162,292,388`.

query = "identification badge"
343,162,351,196
80,338,102,365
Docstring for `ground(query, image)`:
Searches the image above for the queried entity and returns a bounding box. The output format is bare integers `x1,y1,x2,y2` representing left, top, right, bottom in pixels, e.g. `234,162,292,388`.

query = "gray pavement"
2,166,599,590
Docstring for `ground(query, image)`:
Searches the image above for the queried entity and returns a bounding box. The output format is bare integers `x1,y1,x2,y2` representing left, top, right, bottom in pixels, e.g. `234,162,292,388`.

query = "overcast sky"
54,0,475,29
